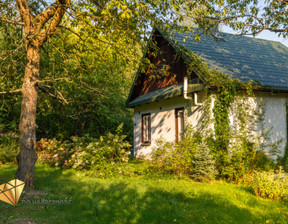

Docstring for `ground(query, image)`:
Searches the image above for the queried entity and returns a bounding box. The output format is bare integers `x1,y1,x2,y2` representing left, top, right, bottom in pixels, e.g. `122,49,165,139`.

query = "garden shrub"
36,124,132,177
192,141,217,182
151,136,197,177
0,133,19,164
69,131,131,171
254,151,275,171
249,167,288,201
36,138,70,168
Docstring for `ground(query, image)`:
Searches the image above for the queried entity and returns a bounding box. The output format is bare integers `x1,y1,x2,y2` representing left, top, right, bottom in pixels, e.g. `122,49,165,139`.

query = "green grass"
0,165,288,224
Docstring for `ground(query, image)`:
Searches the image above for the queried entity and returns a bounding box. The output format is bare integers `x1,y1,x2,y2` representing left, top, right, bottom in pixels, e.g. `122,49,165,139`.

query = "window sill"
141,143,151,146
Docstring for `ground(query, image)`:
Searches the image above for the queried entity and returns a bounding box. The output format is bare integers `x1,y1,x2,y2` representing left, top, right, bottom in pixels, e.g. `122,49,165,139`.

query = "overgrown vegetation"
36,124,132,178
0,40,286,202
150,49,286,202
249,167,288,201
0,19,137,143
151,136,197,177
186,51,282,179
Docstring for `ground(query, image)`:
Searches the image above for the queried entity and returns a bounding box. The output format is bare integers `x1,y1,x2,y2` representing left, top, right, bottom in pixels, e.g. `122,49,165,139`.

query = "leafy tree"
0,0,190,187
184,0,288,37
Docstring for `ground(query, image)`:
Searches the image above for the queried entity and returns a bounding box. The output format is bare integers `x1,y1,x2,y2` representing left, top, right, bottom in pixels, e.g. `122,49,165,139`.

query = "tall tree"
14,0,70,187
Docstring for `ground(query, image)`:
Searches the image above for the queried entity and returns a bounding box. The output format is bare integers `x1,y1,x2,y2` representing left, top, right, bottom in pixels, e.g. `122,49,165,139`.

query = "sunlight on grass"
0,165,287,224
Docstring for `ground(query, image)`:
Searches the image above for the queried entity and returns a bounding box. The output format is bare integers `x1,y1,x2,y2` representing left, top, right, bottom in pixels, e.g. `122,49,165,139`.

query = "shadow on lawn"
0,165,17,183
31,167,283,224
1,166,287,224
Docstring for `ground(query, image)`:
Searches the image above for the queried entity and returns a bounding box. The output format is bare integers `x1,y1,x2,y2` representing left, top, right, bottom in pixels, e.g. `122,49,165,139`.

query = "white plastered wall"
256,92,287,157
133,95,205,158
133,91,287,158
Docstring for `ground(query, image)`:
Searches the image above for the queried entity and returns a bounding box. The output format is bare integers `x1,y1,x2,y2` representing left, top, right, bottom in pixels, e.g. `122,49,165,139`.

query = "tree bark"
15,41,40,188
14,0,70,187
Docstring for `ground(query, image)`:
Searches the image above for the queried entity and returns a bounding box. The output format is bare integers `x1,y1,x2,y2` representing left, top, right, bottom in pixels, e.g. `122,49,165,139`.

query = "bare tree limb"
0,89,22,95
38,83,69,104
37,77,73,83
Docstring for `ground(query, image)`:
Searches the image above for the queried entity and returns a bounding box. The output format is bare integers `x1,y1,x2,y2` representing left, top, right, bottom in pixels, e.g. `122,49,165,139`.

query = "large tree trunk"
16,42,40,188
14,0,69,187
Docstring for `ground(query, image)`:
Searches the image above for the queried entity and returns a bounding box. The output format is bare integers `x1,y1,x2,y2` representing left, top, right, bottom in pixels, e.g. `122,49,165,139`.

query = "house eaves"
127,81,206,108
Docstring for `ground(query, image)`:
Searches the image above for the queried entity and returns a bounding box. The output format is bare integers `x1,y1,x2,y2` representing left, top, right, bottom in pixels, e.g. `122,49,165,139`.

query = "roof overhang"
126,82,206,108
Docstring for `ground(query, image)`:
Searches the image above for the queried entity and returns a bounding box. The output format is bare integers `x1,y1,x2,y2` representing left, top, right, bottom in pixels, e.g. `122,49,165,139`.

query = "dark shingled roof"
166,28,288,90
126,28,288,108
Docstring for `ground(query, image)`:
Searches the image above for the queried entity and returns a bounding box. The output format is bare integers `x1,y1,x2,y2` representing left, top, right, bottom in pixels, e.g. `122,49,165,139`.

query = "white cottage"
126,28,288,159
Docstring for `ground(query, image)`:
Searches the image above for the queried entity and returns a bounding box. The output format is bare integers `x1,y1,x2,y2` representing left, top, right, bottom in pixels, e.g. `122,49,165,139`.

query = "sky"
221,26,288,48
220,0,288,48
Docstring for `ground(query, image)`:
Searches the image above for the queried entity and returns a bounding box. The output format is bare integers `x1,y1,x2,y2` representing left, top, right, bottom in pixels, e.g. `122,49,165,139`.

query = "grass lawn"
0,165,288,224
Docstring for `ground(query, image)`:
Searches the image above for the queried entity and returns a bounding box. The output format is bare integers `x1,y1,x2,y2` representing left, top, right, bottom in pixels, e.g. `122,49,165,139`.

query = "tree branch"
38,0,70,46
15,0,32,31
0,89,22,95
38,83,69,104
0,17,24,25
36,0,60,33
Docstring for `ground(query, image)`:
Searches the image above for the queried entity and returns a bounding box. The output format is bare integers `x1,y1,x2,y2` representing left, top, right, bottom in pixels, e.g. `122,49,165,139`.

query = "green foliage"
279,148,288,172
249,167,288,201
70,129,131,171
35,25,137,142
205,73,241,154
0,24,23,135
0,133,19,164
192,141,217,182
37,124,132,178
179,50,280,180
2,164,288,224
255,151,276,171
0,0,194,143
151,136,197,177
36,138,69,168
